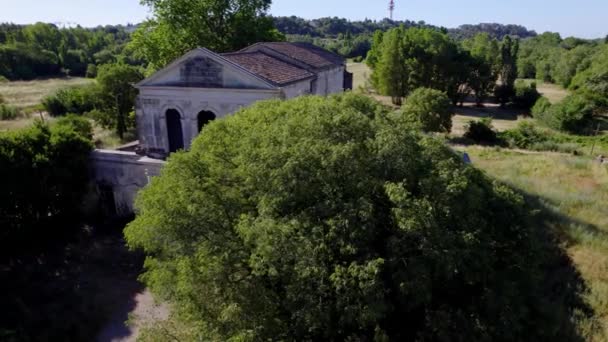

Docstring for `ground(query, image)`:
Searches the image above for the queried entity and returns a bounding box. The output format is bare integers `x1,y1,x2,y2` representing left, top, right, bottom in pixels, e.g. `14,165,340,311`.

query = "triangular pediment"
136,48,276,89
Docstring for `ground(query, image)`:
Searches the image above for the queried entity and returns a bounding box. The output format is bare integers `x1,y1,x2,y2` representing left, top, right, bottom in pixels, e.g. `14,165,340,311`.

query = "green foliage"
531,96,552,117
42,84,100,117
54,114,94,140
95,63,144,138
500,121,549,149
401,88,453,132
126,93,564,341
369,27,470,105
131,0,284,70
464,117,498,143
0,104,20,120
85,63,97,78
463,33,500,105
495,36,519,105
0,22,141,80
0,121,93,254
513,80,541,109
536,94,595,133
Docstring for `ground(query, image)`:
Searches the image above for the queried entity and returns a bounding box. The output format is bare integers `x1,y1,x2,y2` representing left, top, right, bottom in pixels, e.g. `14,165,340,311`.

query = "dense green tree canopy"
401,87,453,132
126,93,562,341
131,0,284,71
368,27,467,105
95,63,144,138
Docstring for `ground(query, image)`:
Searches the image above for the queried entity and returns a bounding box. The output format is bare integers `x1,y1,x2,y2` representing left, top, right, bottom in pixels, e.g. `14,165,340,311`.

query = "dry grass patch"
0,77,93,109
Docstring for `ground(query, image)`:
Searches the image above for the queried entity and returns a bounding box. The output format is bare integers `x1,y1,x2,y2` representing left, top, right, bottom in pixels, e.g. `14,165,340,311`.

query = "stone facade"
92,42,349,216
135,43,349,158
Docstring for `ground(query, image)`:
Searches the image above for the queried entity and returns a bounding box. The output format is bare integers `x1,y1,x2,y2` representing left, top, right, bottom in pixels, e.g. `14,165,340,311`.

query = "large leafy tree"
373,28,407,105
463,33,500,105
95,63,144,139
126,93,568,341
495,36,519,106
369,27,468,105
131,0,284,71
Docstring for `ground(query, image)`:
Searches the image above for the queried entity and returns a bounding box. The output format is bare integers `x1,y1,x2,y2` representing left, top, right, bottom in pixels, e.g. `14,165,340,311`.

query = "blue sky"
0,0,605,38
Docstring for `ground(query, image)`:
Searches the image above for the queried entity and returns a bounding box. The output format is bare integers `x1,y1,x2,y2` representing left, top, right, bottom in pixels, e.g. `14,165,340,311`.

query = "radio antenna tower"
389,0,395,20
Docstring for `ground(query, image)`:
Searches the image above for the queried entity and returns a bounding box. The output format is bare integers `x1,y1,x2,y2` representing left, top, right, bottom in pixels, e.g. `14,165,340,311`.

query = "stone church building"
92,42,351,215
135,42,352,158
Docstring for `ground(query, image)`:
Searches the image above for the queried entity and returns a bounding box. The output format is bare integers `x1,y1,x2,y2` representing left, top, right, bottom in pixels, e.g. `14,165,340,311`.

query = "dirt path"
97,289,169,342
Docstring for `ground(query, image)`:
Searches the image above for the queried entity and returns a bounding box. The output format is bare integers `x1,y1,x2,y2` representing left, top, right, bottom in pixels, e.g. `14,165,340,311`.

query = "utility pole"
389,0,395,20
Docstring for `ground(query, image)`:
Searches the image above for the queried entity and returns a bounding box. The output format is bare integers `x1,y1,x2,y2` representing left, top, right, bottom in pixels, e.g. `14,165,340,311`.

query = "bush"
0,75,8,83
464,117,498,143
125,93,564,341
0,104,20,120
531,96,552,117
0,121,93,253
42,85,100,117
401,88,453,132
54,114,94,140
352,56,364,63
494,84,514,106
536,94,594,133
500,121,548,149
513,81,541,109
85,64,98,78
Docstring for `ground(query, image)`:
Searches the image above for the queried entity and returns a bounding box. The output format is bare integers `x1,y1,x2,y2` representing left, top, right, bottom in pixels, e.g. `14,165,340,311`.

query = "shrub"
85,64,98,78
536,94,594,133
54,114,94,140
125,93,563,341
401,88,453,132
494,84,514,106
352,56,364,63
0,121,93,252
0,104,20,120
42,85,100,117
500,121,548,149
464,117,498,143
0,75,8,83
531,96,552,117
513,81,541,109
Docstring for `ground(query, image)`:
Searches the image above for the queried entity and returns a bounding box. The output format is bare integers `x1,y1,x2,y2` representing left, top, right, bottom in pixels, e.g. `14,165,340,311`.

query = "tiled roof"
240,42,345,70
222,52,314,86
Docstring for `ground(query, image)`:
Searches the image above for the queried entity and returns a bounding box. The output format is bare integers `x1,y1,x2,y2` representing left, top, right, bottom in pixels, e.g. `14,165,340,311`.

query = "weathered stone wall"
314,66,346,95
136,87,281,155
90,149,165,217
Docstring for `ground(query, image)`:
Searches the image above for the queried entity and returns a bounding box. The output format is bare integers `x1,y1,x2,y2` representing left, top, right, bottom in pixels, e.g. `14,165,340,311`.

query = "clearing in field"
0,77,93,109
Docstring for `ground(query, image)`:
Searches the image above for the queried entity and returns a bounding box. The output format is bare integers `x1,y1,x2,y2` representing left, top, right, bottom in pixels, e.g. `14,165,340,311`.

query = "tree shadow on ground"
508,186,604,341
0,218,143,342
453,102,524,121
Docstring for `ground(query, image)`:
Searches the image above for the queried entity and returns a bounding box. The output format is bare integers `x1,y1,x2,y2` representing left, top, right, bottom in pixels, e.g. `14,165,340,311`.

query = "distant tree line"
275,17,537,59
0,22,143,80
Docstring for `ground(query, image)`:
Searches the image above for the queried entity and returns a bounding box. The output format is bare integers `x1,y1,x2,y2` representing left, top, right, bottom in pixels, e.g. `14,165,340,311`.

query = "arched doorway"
166,109,184,153
197,110,216,132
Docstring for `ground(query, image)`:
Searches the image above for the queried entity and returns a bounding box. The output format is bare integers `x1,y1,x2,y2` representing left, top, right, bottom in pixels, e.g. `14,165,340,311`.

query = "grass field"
0,77,93,109
462,147,608,340
0,77,133,149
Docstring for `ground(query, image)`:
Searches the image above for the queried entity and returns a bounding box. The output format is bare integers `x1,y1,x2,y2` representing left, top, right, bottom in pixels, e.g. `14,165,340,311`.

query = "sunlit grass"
0,77,94,109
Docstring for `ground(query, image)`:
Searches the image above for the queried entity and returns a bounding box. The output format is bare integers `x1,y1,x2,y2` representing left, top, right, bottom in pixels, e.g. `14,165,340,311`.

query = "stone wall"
90,149,165,217
136,87,282,156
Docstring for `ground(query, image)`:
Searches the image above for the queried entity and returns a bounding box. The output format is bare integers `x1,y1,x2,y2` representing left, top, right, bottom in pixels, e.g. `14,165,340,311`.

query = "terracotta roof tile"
241,42,344,70
222,52,314,86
